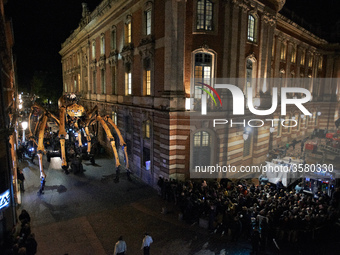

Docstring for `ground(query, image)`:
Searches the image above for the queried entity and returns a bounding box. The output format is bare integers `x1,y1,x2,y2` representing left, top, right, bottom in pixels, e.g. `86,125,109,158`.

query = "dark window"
196,0,213,31
193,131,211,166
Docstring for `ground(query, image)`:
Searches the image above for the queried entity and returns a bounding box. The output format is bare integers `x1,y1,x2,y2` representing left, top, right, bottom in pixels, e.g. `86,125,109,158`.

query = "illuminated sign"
0,190,10,210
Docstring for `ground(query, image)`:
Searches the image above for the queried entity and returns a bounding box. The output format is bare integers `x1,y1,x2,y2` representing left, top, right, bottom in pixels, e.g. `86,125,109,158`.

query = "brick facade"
60,0,340,186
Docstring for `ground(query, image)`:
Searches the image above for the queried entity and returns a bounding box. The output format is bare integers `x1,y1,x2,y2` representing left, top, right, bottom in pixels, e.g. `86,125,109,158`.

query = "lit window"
92,41,96,59
196,0,213,31
318,55,323,70
74,78,77,92
146,70,151,95
145,9,152,35
308,54,313,68
291,47,296,63
247,14,257,42
100,34,105,55
300,50,305,65
125,21,132,44
112,111,117,125
143,120,151,139
125,72,132,95
194,53,212,99
78,74,81,92
143,58,151,96
280,42,286,60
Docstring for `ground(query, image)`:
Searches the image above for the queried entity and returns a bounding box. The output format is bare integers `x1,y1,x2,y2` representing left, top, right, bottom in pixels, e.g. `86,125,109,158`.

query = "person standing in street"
141,233,153,255
114,236,127,255
17,168,25,192
37,176,46,195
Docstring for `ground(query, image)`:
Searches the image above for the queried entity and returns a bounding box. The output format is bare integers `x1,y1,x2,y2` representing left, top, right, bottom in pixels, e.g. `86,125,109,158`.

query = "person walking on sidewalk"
114,236,127,255
17,168,25,192
141,233,153,255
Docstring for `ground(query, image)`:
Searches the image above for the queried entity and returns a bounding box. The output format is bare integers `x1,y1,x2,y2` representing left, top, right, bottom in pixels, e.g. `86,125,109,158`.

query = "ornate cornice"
90,59,97,70
99,55,106,69
138,36,155,59
108,50,118,67
121,43,134,64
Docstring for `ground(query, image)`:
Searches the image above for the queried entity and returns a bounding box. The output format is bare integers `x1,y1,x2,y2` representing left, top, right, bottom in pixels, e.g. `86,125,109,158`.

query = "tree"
30,71,62,105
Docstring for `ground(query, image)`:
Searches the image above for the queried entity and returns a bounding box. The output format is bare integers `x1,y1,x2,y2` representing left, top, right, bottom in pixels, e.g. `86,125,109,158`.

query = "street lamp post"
21,121,28,143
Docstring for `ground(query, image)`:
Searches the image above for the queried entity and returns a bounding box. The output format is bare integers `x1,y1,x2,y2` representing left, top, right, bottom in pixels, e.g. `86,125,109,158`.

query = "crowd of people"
158,177,340,253
3,209,37,255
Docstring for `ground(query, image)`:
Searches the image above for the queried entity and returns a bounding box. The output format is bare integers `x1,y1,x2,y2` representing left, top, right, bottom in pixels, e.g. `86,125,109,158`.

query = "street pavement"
18,155,254,255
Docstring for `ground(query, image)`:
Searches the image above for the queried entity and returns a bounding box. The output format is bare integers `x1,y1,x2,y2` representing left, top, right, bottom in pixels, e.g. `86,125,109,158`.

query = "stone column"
274,34,282,78
237,4,248,79
229,2,240,77
162,0,186,110
257,14,269,87
223,1,232,77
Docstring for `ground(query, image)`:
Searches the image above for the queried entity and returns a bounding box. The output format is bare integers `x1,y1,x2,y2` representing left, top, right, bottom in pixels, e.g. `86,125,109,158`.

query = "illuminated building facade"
0,0,19,245
60,0,340,185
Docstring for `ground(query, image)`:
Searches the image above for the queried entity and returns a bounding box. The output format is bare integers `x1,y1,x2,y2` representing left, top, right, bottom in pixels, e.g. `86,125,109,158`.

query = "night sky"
6,0,340,93
6,0,102,92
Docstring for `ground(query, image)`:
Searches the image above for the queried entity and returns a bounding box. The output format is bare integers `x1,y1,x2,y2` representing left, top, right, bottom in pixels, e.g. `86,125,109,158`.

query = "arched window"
196,0,213,31
111,30,116,50
247,14,257,42
125,16,132,44
194,52,213,98
193,131,211,166
100,34,105,55
92,41,96,59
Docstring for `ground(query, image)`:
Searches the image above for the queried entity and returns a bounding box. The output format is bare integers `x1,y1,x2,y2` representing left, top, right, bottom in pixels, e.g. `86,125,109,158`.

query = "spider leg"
36,115,48,179
96,115,121,168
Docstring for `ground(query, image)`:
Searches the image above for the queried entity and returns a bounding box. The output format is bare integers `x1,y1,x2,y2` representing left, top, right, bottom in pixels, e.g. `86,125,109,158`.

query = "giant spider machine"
27,94,128,180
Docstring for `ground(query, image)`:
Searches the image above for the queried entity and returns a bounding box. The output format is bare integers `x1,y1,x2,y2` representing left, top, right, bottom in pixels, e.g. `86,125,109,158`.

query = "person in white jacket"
141,233,153,255
114,236,127,255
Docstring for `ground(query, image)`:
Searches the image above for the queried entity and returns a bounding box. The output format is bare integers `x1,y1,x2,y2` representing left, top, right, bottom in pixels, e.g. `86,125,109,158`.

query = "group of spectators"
4,209,37,255
158,177,340,252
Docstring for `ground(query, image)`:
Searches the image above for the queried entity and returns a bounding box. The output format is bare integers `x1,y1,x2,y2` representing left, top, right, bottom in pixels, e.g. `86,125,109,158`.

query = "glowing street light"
21,121,28,142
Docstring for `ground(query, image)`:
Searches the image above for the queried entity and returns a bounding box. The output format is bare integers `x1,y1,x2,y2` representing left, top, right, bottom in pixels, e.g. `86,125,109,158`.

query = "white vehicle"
265,157,305,187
